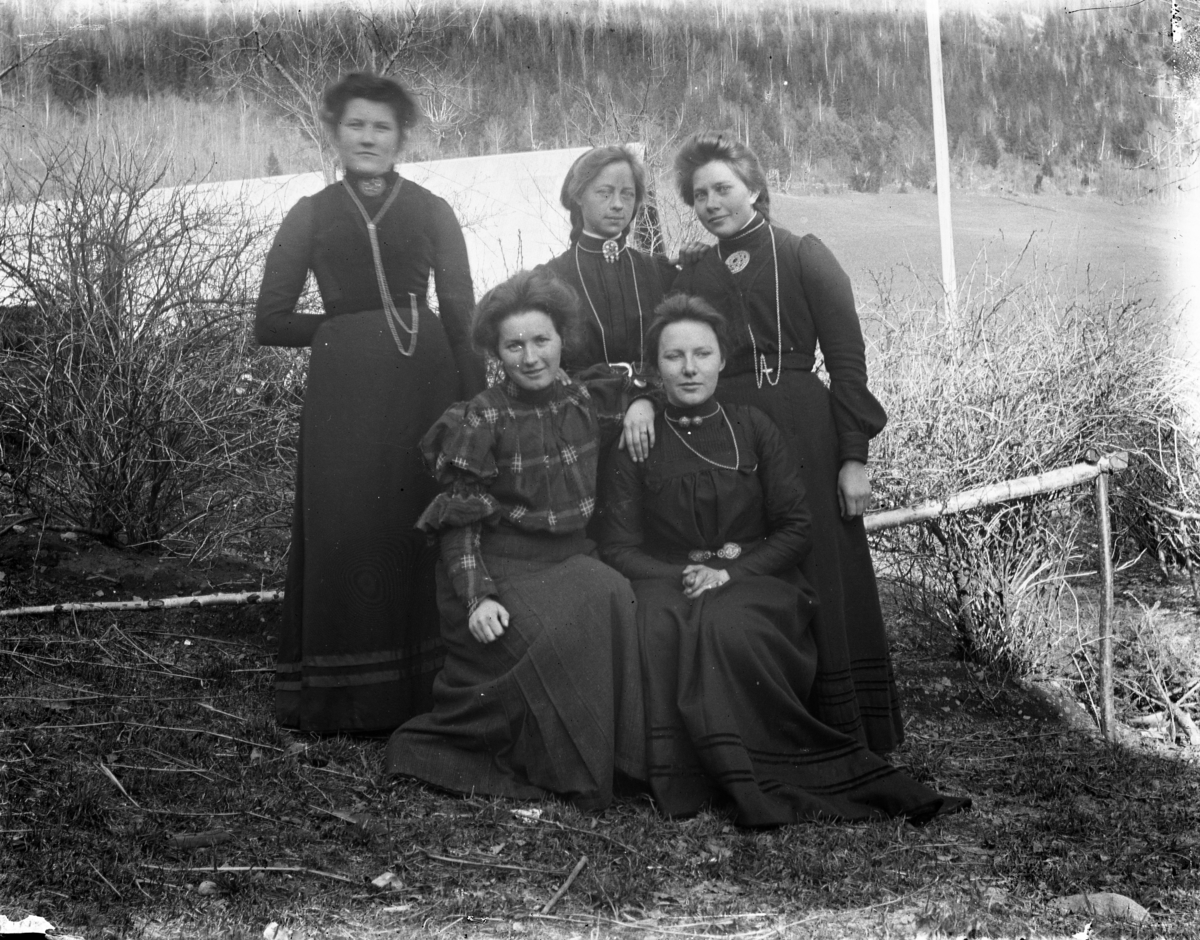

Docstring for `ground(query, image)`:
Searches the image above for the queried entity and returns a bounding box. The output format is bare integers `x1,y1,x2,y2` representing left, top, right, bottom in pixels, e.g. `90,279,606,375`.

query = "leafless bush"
867,254,1198,676
0,135,294,554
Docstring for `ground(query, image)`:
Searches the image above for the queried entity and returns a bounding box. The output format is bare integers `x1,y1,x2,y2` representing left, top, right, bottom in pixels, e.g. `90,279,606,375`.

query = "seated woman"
599,295,968,826
386,270,652,810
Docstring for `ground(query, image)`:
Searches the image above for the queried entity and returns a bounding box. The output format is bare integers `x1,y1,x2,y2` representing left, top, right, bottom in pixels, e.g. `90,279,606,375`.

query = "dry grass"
0,572,1198,939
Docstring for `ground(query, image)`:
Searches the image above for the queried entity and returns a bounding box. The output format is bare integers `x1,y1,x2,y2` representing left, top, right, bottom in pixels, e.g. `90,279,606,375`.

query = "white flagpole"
926,0,957,318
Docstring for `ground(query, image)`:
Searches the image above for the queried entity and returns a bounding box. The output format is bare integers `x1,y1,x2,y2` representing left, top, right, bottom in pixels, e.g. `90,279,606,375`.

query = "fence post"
1095,467,1116,740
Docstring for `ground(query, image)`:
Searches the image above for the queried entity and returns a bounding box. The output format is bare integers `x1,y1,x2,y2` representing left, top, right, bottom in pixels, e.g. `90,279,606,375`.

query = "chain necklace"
343,177,419,357
574,241,646,366
718,220,783,389
666,404,742,472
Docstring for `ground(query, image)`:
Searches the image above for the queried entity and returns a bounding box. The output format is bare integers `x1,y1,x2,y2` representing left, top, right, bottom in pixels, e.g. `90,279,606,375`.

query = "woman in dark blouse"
600,296,965,825
255,73,485,734
386,269,652,809
672,132,901,755
540,146,676,375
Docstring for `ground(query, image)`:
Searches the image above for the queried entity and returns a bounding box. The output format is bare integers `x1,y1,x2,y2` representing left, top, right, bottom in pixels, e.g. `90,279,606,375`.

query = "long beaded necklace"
343,177,419,357
574,240,646,367
717,219,783,389
666,403,743,472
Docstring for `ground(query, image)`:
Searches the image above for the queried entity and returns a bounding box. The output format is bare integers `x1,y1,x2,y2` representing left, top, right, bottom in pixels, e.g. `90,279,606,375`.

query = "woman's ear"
718,354,727,373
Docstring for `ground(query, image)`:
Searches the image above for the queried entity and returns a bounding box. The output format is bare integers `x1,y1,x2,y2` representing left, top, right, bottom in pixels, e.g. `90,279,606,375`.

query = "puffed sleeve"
254,198,331,348
597,439,685,581
573,367,640,450
723,408,811,579
414,401,502,610
429,196,487,398
797,235,887,464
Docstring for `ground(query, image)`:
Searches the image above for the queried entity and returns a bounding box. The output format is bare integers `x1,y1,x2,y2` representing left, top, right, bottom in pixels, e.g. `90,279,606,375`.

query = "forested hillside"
0,0,1187,195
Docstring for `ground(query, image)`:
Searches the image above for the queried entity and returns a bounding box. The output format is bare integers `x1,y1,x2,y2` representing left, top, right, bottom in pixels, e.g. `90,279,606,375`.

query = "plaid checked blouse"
415,375,631,610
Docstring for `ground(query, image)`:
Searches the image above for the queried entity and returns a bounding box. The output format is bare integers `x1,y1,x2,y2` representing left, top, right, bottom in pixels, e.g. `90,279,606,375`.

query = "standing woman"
672,132,899,754
255,73,486,734
541,146,676,375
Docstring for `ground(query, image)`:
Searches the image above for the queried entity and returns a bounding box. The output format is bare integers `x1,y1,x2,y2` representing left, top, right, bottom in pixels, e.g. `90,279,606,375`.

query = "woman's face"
578,161,638,239
498,310,563,392
658,319,725,408
334,98,402,177
691,160,759,239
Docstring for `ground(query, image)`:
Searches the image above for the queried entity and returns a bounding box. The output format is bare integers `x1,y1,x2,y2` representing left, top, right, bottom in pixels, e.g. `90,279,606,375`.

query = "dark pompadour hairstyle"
470,269,583,358
673,132,770,219
320,72,420,145
644,293,730,361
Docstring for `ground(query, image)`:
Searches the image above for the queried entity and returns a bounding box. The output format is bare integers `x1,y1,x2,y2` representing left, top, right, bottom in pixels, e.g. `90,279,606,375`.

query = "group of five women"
255,73,966,826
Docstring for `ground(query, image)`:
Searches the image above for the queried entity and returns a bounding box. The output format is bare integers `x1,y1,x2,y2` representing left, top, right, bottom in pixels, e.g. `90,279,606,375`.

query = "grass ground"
1,530,1197,940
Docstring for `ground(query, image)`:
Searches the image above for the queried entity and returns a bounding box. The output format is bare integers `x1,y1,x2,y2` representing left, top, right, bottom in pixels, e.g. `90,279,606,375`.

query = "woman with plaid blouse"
385,269,653,808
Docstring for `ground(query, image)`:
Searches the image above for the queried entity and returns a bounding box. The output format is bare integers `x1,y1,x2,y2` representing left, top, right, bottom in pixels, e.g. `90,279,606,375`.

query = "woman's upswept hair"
645,293,730,361
560,145,647,242
471,269,583,358
673,132,770,219
320,73,420,144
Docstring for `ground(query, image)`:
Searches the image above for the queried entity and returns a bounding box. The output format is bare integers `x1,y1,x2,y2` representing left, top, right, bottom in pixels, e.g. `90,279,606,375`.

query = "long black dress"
600,402,961,826
673,215,901,754
540,232,676,372
255,171,485,733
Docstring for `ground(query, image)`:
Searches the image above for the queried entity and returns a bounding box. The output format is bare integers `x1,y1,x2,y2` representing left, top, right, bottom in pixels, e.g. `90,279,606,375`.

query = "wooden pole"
1095,469,1116,740
863,453,1128,533
925,0,957,317
0,590,284,619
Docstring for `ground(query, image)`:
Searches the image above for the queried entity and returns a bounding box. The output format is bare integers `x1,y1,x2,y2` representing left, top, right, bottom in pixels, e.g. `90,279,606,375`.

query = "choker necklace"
717,219,783,389
665,403,720,428
356,176,386,198
666,404,743,472
574,242,646,366
343,177,419,357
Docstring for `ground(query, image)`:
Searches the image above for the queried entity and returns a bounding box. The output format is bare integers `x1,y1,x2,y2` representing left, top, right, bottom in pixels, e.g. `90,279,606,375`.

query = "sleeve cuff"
839,432,870,466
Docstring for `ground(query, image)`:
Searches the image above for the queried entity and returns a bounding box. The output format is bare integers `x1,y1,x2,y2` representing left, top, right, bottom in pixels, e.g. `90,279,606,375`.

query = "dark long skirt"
386,529,644,810
718,370,904,753
275,309,459,733
637,573,953,826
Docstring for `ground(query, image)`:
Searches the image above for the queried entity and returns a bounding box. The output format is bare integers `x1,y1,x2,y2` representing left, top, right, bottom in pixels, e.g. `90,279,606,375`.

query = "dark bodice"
254,173,483,394
541,233,677,372
599,402,810,582
673,216,886,464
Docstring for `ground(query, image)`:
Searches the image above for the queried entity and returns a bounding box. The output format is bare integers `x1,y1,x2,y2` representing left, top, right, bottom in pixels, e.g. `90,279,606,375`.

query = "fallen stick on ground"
140,863,354,884
0,590,284,618
542,854,588,915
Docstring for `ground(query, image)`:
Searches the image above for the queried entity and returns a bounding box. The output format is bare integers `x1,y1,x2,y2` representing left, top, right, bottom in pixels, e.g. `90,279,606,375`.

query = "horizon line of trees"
0,1,1186,191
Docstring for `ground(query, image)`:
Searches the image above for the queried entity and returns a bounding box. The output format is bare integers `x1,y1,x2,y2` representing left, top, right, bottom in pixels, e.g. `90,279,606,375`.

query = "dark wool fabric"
674,221,903,755
540,233,677,372
256,173,484,733
599,405,962,825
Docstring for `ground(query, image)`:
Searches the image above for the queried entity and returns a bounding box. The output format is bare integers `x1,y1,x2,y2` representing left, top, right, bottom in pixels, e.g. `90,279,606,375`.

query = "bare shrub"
0,135,287,553
867,255,1197,677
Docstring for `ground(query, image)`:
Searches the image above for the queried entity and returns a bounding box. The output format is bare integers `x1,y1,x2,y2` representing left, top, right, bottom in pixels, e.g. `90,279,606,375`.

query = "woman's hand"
682,564,730,599
468,598,509,643
837,460,872,519
555,367,571,386
675,240,710,266
619,398,656,462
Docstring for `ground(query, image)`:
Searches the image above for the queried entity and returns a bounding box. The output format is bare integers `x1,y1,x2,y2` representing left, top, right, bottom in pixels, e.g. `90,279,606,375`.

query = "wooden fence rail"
0,452,1131,738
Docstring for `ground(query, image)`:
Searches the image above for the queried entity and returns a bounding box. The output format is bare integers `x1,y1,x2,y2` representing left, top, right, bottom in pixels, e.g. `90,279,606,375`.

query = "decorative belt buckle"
717,542,742,560
687,549,711,563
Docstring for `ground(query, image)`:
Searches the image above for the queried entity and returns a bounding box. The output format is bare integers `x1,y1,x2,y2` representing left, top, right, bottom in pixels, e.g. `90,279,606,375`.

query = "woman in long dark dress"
255,73,486,733
386,270,651,809
600,296,965,826
671,133,901,754
540,146,676,374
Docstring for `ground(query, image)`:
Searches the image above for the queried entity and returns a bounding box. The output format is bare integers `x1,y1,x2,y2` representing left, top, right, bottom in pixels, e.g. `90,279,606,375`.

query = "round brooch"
724,250,750,274
357,177,386,198
602,239,621,264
